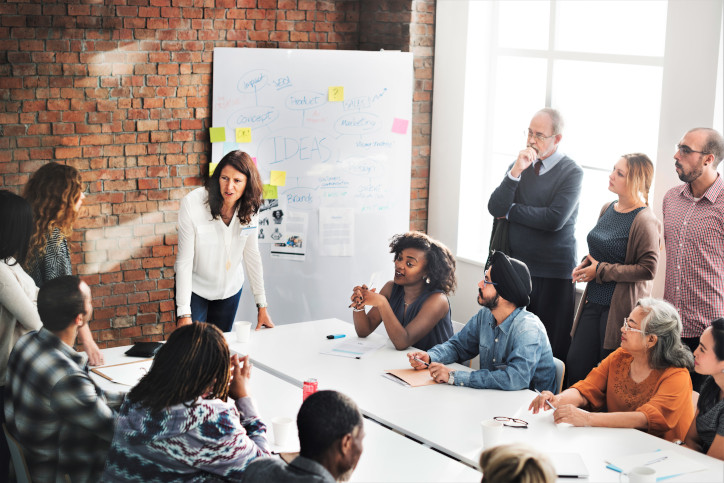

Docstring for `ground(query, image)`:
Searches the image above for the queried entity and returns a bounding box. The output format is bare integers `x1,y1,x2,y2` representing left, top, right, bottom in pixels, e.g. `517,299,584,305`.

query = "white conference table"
91,345,481,483
227,318,724,482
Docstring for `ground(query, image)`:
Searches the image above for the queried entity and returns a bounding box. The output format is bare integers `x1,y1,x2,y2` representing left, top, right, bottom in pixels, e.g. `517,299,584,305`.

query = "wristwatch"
256,303,268,309
447,371,456,385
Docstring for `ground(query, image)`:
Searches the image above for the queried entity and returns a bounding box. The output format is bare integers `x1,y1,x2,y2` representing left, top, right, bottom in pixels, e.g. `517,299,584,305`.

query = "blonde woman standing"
567,153,659,385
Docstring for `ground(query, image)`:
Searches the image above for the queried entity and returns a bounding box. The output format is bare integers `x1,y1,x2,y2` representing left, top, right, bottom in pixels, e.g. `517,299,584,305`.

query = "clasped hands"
406,351,451,384
349,284,384,310
528,390,592,427
571,254,599,284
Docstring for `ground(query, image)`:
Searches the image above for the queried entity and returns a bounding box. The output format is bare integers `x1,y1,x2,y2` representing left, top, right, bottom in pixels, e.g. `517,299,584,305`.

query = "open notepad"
319,338,385,359
91,359,154,386
382,368,437,387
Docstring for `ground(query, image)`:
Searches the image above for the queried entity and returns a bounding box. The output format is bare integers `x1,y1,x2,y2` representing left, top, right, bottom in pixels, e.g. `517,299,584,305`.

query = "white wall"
429,0,723,323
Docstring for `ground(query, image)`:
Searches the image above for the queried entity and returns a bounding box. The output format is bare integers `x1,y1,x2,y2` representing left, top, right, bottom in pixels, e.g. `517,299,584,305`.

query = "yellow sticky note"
209,127,226,143
262,184,278,199
328,86,344,102
209,162,218,176
236,127,251,143
270,170,286,186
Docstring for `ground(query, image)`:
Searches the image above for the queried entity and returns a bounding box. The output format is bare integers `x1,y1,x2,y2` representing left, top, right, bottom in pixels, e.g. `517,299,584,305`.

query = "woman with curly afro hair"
350,231,456,351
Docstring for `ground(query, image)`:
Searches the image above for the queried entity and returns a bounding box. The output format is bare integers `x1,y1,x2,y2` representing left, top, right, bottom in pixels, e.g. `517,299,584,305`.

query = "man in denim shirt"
408,251,556,392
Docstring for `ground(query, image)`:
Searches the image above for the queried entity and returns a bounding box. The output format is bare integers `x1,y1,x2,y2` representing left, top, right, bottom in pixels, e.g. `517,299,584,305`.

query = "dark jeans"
566,301,614,387
0,386,9,481
190,287,243,333
527,276,576,363
682,336,706,393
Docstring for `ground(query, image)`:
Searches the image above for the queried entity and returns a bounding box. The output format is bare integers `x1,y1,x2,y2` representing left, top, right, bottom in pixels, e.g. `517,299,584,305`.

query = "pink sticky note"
252,157,257,165
391,118,409,134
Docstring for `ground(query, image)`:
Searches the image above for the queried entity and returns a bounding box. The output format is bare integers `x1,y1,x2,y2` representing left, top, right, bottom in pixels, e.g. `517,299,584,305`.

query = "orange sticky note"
328,86,344,102
236,127,251,143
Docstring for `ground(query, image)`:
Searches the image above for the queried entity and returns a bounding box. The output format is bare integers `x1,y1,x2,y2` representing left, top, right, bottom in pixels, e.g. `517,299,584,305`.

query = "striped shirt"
663,175,724,338
4,328,125,483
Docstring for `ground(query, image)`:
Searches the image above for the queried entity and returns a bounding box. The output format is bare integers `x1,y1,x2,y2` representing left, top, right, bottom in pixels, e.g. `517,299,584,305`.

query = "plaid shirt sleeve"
50,373,118,442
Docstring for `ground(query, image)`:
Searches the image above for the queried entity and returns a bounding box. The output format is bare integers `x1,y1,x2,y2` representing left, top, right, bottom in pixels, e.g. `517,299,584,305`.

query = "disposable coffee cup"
480,419,503,449
271,416,294,447
235,321,252,343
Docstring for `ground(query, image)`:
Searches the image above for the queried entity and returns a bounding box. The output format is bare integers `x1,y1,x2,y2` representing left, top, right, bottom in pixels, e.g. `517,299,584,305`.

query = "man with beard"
663,127,724,391
242,390,364,483
407,251,556,392
488,108,582,363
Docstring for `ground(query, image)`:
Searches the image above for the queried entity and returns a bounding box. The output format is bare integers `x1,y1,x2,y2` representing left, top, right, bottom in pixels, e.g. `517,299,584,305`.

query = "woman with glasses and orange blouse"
530,298,694,442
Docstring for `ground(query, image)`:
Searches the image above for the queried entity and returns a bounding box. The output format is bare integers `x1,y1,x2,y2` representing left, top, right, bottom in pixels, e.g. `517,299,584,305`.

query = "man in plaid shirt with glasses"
663,127,724,391
4,276,124,482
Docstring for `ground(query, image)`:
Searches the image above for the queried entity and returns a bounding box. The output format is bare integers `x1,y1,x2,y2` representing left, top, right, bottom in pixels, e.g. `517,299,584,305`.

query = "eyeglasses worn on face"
482,278,497,289
494,416,528,428
622,319,644,334
525,130,556,142
676,144,710,156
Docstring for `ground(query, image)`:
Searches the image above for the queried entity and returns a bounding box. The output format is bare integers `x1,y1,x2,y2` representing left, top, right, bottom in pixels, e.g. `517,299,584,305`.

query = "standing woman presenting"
23,162,103,365
567,153,660,385
175,150,274,332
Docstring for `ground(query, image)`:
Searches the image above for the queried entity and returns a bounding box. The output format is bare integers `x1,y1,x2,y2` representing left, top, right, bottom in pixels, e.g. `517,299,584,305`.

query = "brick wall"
0,0,435,347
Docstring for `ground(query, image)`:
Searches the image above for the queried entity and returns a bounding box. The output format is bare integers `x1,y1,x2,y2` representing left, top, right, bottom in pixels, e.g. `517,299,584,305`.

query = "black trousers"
566,301,614,387
527,276,576,363
682,336,706,393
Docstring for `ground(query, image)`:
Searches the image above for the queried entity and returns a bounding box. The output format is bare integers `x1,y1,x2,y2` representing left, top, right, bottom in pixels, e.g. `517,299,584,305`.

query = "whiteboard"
211,48,413,325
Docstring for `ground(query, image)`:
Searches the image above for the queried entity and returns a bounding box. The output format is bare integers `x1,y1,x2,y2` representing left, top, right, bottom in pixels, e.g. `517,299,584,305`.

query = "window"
444,0,722,263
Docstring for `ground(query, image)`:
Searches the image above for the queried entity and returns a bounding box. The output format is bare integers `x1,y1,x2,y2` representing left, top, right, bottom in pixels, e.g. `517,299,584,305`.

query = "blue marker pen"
326,334,346,339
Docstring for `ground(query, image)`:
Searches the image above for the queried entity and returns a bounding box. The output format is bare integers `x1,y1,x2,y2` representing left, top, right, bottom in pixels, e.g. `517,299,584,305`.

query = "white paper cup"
624,466,656,483
271,416,294,447
481,419,503,449
235,321,252,343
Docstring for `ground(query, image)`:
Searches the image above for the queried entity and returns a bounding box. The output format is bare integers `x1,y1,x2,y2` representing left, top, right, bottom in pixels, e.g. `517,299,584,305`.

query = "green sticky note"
270,170,286,186
236,127,252,143
262,184,278,199
209,127,226,143
209,162,218,176
328,86,344,102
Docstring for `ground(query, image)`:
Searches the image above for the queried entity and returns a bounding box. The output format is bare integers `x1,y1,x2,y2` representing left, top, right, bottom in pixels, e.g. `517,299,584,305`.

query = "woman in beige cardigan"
566,153,660,386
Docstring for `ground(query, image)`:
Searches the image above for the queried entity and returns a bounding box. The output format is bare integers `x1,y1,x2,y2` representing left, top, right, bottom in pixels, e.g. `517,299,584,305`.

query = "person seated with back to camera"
407,251,556,391
349,232,456,351
243,390,365,483
683,318,724,459
530,298,694,442
102,323,271,481
479,443,556,483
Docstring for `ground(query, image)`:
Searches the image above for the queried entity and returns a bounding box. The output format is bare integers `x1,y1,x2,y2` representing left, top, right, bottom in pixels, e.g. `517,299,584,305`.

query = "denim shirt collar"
489,307,523,335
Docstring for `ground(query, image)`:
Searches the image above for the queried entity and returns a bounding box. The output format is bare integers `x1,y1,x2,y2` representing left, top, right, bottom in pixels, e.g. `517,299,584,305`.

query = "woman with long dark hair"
175,150,273,332
23,162,103,365
684,318,724,459
0,190,43,478
102,323,271,480
350,231,456,351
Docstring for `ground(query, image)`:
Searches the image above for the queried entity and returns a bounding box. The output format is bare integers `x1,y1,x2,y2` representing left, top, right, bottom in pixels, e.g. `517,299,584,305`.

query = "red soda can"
302,378,318,401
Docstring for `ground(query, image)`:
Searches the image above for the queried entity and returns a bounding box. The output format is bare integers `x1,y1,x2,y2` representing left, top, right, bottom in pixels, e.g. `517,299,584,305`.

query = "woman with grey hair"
530,297,694,441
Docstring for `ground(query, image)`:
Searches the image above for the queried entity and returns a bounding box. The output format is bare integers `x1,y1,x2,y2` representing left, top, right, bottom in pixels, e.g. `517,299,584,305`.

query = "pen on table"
326,334,346,340
645,455,668,465
534,389,556,410
413,356,429,368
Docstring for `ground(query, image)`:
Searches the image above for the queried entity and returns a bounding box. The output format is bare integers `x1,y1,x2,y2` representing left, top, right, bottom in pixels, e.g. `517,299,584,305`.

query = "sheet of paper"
318,207,354,257
320,338,385,359
91,359,154,387
209,127,226,143
384,368,436,387
270,211,307,261
606,449,707,479
257,199,280,244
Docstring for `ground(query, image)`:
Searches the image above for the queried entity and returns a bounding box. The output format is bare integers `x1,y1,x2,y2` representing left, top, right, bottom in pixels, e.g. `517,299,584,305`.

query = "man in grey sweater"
488,108,583,363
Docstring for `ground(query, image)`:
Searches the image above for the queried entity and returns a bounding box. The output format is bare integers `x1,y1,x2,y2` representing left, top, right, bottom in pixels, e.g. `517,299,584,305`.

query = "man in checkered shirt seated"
4,275,125,482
